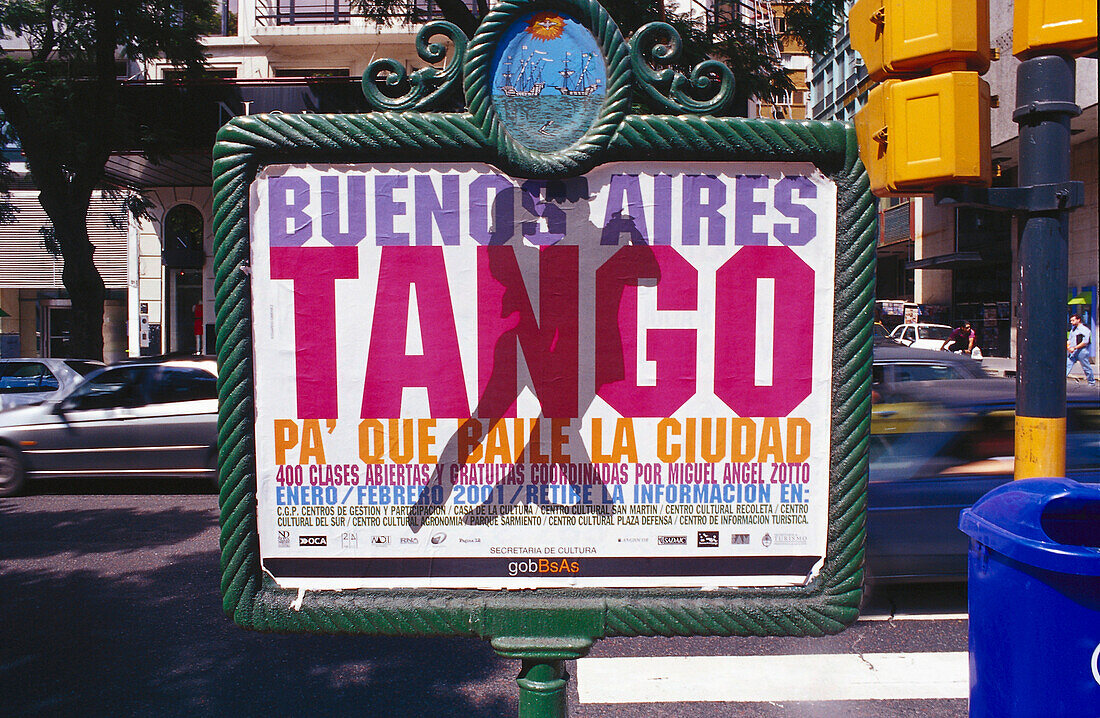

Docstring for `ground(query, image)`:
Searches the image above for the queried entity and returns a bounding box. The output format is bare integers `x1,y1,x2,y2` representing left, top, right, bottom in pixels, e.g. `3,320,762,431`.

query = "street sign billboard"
213,0,874,673
250,162,838,590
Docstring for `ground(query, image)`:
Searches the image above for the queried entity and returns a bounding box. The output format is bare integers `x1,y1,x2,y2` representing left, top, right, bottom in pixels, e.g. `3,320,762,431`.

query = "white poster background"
250,162,837,590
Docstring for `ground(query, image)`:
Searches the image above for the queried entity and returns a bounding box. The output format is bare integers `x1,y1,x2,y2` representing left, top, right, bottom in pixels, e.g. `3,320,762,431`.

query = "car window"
893,364,963,382
902,327,914,342
872,364,886,386
149,366,218,404
0,362,59,392
62,366,152,410
923,326,953,341
1068,406,1100,471
868,403,961,480
63,360,104,377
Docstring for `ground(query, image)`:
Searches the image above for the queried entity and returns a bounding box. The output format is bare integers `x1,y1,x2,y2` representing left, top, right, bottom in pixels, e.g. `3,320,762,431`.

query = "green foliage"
0,1,214,66
783,0,849,57
105,188,156,231
0,1,216,172
0,168,14,225
0,1,216,358
39,223,59,255
0,120,13,225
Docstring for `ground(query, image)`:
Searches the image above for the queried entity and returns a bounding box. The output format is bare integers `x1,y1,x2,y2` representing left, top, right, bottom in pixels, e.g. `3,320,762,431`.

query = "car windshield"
893,363,963,382
923,326,954,341
0,362,59,392
149,366,218,403
63,360,104,376
61,366,152,410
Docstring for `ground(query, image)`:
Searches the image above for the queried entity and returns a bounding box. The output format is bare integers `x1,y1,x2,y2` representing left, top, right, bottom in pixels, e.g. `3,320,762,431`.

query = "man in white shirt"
1066,314,1095,386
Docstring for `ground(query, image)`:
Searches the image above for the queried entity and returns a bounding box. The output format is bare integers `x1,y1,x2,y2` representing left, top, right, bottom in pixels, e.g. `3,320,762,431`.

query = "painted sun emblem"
525,12,566,41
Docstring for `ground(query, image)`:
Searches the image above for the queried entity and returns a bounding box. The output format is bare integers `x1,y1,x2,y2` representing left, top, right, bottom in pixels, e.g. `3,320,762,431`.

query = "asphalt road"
1,479,969,717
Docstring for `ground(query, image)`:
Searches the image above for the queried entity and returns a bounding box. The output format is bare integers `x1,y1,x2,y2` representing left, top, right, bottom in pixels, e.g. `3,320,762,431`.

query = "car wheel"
0,445,27,498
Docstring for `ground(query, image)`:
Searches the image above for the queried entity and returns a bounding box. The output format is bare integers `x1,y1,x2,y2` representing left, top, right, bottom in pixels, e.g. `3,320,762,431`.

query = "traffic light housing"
1013,0,1098,58
855,73,991,195
850,0,990,82
850,0,992,196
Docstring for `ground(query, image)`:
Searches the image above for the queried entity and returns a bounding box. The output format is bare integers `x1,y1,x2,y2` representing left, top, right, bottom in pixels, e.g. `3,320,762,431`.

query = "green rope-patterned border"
463,0,632,177
213,112,873,638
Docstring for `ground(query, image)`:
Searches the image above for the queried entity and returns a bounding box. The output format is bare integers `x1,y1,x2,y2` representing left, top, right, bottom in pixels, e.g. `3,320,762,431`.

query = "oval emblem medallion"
491,11,607,153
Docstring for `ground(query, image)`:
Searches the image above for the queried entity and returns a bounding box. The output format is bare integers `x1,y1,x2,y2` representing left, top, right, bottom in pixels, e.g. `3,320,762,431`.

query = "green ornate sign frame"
213,0,872,709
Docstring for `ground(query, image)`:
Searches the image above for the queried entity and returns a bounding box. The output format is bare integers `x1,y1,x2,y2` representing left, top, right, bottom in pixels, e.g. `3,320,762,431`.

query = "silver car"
0,358,104,411
0,357,218,497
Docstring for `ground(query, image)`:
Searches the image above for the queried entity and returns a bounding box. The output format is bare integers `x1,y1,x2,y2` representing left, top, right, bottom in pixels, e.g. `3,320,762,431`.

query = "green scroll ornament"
628,22,736,115
361,21,469,111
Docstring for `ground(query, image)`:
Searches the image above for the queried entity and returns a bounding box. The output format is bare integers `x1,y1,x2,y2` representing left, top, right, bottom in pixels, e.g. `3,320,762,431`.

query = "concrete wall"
988,0,1099,154
133,187,217,355
912,197,955,305
1069,138,1099,292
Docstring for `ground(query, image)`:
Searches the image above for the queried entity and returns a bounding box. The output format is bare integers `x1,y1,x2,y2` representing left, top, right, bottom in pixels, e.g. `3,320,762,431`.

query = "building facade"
121,0,459,358
3,1,452,361
809,0,1098,359
0,162,131,360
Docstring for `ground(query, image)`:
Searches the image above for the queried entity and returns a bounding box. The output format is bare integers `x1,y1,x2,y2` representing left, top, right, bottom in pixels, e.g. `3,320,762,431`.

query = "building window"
262,0,352,26
162,68,239,81
163,205,204,269
271,68,351,78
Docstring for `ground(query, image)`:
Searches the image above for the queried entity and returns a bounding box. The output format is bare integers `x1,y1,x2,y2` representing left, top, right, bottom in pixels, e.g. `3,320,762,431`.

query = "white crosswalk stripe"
858,611,968,621
577,652,969,703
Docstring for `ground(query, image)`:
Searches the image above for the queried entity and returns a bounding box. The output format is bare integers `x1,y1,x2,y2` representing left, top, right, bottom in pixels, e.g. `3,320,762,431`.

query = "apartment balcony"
249,0,475,43
254,0,354,26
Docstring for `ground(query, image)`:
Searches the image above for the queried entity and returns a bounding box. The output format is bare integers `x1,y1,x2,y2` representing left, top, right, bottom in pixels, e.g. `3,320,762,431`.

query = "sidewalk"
982,356,1097,385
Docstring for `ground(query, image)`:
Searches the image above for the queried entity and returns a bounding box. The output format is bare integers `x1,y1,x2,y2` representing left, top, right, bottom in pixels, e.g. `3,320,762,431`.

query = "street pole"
516,659,569,718
1013,54,1079,480
493,635,592,718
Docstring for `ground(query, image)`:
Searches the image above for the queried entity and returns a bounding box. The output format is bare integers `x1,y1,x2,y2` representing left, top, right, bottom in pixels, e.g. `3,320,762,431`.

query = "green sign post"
213,1,873,714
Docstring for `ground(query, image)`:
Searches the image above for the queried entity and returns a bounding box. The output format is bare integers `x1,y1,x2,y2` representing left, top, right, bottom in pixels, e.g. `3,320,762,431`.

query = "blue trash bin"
960,477,1100,717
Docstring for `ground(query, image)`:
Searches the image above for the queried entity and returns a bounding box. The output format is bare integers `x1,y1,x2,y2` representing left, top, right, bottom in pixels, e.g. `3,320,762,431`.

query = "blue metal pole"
1013,54,1079,479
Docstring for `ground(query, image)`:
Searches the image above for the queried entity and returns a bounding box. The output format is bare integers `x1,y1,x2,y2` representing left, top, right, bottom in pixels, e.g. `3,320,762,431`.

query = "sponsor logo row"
659,532,809,547
278,530,448,548
279,530,807,550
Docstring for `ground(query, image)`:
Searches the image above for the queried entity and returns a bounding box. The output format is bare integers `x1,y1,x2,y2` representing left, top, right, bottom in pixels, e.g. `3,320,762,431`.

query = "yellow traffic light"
855,74,991,196
849,0,992,196
888,73,991,190
853,84,889,194
1013,0,1098,58
851,0,990,82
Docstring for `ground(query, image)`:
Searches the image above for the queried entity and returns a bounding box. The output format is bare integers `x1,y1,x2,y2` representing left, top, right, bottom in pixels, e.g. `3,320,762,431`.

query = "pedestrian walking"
1066,314,1095,386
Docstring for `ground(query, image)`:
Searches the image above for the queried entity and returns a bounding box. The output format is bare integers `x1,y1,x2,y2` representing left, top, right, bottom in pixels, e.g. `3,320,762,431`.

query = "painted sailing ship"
556,52,600,96
498,49,548,97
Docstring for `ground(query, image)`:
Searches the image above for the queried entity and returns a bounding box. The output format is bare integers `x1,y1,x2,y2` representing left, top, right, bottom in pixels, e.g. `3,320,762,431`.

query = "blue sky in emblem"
492,12,606,97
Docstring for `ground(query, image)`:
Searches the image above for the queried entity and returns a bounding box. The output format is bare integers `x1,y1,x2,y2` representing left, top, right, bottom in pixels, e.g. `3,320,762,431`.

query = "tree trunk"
434,0,479,36
38,191,106,361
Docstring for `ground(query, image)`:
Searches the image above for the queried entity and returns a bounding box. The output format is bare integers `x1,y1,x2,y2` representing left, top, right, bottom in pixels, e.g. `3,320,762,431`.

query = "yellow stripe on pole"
1014,415,1066,480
